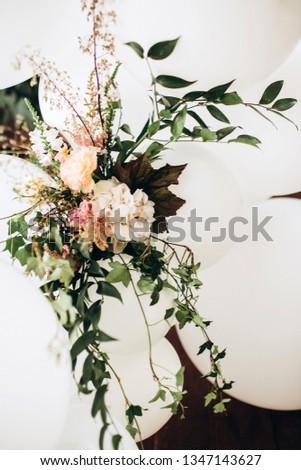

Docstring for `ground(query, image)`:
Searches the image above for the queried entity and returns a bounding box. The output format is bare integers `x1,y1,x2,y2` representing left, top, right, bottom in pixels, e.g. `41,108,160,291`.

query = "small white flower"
29,125,63,166
45,128,63,152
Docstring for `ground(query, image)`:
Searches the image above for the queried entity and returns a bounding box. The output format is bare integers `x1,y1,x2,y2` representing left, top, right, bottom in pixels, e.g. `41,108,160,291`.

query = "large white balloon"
89,258,174,355
39,43,151,138
154,143,244,269
216,43,301,202
0,0,84,89
0,260,71,449
56,402,138,450
178,198,301,410
115,0,301,92
105,338,182,441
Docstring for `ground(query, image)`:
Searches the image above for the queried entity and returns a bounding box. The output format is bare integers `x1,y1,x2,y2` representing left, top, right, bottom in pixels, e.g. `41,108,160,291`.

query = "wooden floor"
144,329,301,450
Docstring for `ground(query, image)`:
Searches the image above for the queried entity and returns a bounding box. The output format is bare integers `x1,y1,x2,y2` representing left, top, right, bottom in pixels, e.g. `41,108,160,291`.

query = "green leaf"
126,424,138,439
229,134,261,147
213,399,231,414
86,300,102,329
204,80,235,101
105,261,130,287
97,281,123,302
120,124,133,136
125,41,144,58
112,434,122,450
171,105,187,139
8,215,28,238
82,354,94,384
71,331,96,360
272,98,297,112
176,366,185,388
53,227,63,253
144,141,165,160
137,276,155,294
147,120,161,138
193,314,207,328
15,244,32,266
150,289,160,306
149,389,166,403
99,423,109,451
160,109,172,119
91,384,108,419
126,405,143,424
155,75,197,89
87,260,107,278
201,128,217,142
259,80,284,105
220,92,243,105
207,105,230,124
97,330,116,343
75,284,90,315
147,37,180,60
4,236,25,257
198,340,213,355
216,126,237,140
204,392,217,407
187,110,207,128
164,307,175,320
183,90,205,101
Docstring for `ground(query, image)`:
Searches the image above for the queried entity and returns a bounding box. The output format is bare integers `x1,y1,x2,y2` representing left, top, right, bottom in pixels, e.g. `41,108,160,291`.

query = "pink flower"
60,146,98,193
70,201,94,227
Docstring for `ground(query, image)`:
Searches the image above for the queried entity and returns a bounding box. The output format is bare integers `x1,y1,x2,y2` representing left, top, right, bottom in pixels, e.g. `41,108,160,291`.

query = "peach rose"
60,146,98,193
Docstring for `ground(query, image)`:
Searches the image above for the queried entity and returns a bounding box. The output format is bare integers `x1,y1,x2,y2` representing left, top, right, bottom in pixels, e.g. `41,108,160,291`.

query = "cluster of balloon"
115,0,301,92
178,198,301,410
0,260,71,449
2,0,301,445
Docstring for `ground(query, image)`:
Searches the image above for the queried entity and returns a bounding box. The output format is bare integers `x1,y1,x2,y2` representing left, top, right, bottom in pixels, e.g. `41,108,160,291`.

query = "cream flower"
91,177,155,249
60,146,98,193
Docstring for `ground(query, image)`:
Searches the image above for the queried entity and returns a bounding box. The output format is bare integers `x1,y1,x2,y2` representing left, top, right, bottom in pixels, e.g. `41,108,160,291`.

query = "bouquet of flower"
2,0,296,449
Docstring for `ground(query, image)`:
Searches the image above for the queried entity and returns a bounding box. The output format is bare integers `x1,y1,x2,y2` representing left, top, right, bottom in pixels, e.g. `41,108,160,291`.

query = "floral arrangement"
2,0,296,449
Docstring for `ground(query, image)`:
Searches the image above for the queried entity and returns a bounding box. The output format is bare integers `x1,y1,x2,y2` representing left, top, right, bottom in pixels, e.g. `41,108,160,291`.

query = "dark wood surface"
143,329,301,450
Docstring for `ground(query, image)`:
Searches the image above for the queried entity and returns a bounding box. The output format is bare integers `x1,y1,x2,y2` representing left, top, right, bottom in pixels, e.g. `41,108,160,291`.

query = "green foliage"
259,80,284,105
105,261,131,287
155,75,197,89
147,37,180,60
125,41,144,58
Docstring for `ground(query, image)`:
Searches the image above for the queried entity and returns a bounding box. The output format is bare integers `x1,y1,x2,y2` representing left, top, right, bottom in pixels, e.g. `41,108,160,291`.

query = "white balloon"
115,0,301,92
0,0,84,89
39,45,151,138
89,257,174,355
105,338,182,441
178,198,301,410
0,260,71,449
216,43,301,202
56,402,138,450
153,143,244,269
